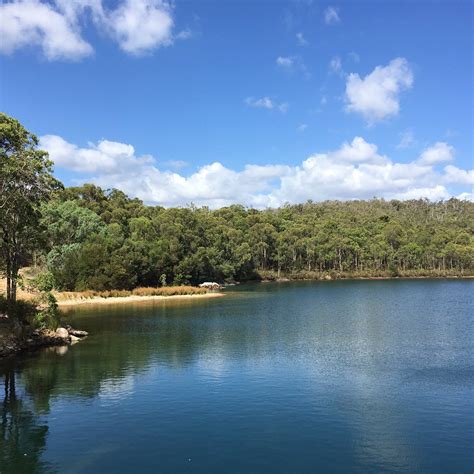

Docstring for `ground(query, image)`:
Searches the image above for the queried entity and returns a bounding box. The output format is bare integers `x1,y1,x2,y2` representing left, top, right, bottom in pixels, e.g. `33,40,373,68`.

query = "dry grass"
55,285,208,301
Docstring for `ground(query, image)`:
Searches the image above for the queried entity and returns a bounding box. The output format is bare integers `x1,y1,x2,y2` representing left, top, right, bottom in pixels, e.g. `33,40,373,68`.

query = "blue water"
1,280,473,473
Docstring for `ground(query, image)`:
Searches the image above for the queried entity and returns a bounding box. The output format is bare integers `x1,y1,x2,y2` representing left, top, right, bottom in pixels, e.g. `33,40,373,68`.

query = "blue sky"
1,0,472,207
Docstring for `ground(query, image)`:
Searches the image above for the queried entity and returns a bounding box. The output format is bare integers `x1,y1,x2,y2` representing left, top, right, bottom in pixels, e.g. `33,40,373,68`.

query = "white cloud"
102,0,174,55
296,32,308,46
42,135,473,208
417,142,454,165
324,6,340,25
39,135,153,173
345,57,414,124
443,165,474,185
276,56,294,67
245,97,289,113
297,124,308,132
0,1,93,60
456,192,474,202
0,0,180,59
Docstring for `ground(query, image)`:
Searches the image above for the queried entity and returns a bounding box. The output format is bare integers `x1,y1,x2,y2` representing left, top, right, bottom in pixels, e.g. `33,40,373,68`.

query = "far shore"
258,274,474,283
57,292,225,307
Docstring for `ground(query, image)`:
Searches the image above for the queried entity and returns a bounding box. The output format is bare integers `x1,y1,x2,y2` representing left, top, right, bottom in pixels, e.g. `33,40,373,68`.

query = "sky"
1,0,473,208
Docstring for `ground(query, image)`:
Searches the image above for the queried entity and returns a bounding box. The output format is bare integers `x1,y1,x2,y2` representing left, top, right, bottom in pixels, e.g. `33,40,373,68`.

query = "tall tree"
0,113,60,301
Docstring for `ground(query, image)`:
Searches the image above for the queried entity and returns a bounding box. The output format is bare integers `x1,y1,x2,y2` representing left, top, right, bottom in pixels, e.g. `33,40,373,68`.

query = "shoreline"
57,291,225,307
257,274,474,283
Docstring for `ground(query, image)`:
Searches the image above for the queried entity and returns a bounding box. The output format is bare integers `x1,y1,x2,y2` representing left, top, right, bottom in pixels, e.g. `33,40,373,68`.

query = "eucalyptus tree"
0,113,60,301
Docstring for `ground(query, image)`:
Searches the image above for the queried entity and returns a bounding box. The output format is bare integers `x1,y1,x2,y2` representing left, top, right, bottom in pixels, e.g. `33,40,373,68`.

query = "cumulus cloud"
417,142,454,165
245,97,289,113
324,6,340,25
0,1,93,60
345,57,414,124
0,0,180,59
443,165,474,185
41,134,473,208
101,0,174,55
39,135,154,173
456,192,474,202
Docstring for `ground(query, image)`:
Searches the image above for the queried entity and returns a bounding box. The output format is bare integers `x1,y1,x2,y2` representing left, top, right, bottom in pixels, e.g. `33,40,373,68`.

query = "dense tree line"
37,184,473,290
1,113,473,294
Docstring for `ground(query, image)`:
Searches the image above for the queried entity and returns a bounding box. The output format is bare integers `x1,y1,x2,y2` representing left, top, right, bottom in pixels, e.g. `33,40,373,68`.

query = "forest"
39,188,473,290
1,113,474,296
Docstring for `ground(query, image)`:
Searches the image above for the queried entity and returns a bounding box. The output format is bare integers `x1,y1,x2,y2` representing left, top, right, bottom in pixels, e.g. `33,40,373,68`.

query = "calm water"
1,280,473,473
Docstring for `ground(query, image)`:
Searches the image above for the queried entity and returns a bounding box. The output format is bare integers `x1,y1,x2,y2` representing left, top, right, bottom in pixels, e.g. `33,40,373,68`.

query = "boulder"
199,282,222,290
70,335,81,344
56,327,69,339
68,329,88,338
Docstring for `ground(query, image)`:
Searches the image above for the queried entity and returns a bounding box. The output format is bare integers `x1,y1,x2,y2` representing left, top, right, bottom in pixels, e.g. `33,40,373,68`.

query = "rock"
68,329,88,338
70,335,80,344
56,327,69,339
199,281,222,290
324,275,332,280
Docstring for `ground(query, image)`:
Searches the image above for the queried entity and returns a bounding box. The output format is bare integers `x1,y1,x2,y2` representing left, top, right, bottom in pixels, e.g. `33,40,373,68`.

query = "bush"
31,271,56,292
35,292,61,329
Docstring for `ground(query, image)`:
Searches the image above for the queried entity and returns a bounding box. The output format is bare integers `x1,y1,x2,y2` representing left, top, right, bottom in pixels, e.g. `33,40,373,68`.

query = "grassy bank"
56,285,209,300
54,285,225,306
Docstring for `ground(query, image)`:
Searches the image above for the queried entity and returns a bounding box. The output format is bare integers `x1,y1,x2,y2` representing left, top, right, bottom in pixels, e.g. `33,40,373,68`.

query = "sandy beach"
56,292,225,307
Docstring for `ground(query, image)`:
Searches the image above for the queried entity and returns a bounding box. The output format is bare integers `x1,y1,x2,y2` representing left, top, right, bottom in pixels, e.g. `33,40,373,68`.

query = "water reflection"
1,369,53,473
0,280,472,472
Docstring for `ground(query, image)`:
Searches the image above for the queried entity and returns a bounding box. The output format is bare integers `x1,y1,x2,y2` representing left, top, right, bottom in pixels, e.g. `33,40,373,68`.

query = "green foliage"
0,270,61,329
0,113,62,301
33,188,473,291
35,292,60,330
31,271,56,292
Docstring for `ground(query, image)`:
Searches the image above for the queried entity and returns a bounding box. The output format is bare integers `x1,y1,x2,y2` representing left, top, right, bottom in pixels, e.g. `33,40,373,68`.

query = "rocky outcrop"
0,323,88,358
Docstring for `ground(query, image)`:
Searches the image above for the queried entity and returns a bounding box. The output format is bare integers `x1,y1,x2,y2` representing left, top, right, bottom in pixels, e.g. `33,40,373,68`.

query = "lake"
1,280,473,473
